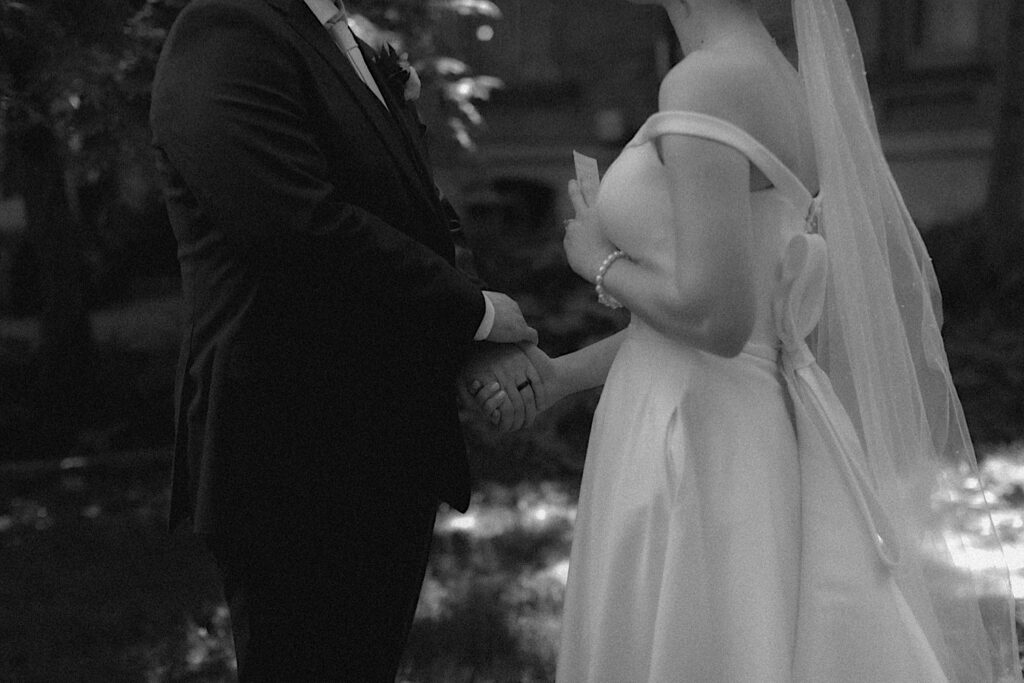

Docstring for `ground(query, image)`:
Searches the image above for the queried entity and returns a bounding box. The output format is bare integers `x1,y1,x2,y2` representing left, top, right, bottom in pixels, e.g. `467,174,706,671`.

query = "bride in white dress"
468,0,1020,680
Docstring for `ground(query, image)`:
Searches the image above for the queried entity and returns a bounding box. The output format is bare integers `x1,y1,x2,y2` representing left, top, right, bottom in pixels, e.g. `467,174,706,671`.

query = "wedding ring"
516,379,532,391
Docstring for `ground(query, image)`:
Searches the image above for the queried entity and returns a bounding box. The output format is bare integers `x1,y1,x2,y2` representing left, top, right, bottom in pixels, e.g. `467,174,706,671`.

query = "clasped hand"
460,176,610,431
458,343,558,432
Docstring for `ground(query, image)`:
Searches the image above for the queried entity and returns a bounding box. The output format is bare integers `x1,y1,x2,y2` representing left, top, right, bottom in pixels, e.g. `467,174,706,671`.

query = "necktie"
325,2,388,108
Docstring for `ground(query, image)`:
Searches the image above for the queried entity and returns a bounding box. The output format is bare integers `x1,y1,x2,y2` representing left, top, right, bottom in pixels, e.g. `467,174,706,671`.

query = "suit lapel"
362,42,432,171
268,0,445,225
357,38,447,218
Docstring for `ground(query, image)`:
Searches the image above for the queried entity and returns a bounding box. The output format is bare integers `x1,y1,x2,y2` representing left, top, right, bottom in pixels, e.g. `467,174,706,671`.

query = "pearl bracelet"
595,249,627,309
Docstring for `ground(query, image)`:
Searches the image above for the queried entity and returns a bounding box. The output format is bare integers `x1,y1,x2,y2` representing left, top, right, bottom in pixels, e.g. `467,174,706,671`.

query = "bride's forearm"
551,330,627,397
599,256,753,357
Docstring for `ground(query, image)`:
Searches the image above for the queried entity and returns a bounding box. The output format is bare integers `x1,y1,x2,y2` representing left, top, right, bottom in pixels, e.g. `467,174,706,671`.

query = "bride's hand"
464,379,510,426
459,344,544,431
517,343,571,409
459,344,572,431
564,179,616,283
470,344,570,415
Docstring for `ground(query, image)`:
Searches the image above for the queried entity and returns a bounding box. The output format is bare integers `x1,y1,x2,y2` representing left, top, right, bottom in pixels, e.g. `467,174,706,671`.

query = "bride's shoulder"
658,52,764,120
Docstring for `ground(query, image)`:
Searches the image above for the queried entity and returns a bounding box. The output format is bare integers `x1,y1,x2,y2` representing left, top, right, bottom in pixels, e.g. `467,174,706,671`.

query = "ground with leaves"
3,445,1024,681
0,452,577,681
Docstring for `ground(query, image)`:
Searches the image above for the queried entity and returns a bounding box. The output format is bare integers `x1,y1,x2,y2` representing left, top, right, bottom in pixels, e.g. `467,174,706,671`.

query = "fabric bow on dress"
775,230,950,682
772,231,901,571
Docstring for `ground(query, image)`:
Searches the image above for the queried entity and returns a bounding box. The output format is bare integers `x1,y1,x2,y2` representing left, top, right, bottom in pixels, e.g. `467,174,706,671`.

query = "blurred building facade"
0,0,1010,314
434,0,1010,231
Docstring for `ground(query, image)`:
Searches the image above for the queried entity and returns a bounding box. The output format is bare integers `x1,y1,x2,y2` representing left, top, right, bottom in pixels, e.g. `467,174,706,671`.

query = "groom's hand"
484,292,539,345
459,344,544,432
517,343,562,411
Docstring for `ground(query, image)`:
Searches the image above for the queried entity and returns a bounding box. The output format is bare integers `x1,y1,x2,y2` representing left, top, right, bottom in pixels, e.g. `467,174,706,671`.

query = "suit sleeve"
440,194,488,289
150,2,484,346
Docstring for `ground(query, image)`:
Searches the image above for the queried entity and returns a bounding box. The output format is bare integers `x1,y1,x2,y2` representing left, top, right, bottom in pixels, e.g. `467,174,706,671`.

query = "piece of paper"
573,150,600,207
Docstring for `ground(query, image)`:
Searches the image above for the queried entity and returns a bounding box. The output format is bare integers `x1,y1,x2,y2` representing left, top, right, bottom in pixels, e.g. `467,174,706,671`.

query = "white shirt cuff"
474,292,496,341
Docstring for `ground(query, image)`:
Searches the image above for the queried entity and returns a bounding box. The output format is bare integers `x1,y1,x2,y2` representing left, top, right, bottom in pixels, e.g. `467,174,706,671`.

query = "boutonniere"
375,43,421,103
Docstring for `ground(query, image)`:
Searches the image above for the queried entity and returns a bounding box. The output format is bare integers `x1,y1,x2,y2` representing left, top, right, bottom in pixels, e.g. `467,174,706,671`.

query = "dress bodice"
595,112,818,349
596,110,906,622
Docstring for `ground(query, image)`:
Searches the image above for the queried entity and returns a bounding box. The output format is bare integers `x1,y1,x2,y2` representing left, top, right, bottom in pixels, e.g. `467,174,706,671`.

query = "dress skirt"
557,321,801,683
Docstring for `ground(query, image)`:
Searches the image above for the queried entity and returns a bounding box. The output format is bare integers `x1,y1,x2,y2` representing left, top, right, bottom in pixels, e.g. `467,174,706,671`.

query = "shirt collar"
302,0,340,26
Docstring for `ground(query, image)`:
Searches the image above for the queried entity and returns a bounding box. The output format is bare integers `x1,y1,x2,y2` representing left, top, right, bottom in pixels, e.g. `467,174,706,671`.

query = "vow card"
573,151,600,207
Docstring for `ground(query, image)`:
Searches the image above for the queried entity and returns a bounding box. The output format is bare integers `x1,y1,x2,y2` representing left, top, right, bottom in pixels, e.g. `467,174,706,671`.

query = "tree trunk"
985,0,1024,273
17,123,93,456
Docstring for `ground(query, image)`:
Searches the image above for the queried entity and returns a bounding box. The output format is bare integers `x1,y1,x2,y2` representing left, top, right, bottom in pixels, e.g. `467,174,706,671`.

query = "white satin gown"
556,112,949,682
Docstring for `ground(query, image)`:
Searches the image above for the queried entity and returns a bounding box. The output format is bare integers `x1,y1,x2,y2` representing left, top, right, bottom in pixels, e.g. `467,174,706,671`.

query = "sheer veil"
791,0,1021,679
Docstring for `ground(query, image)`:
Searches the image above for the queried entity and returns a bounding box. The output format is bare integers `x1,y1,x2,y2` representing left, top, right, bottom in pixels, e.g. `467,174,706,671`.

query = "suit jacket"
150,0,483,535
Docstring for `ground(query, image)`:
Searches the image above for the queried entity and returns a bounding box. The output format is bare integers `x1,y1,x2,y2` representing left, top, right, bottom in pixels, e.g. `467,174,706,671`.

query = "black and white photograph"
1,0,1023,680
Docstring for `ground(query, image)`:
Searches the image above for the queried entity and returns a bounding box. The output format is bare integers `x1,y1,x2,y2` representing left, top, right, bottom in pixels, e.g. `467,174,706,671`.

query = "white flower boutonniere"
375,43,421,103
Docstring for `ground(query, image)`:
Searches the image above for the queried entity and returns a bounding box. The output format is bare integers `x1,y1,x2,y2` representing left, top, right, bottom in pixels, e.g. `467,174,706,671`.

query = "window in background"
907,0,981,68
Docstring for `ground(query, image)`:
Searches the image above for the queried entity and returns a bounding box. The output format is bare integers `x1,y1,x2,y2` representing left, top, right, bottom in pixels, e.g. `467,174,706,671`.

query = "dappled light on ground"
3,448,1024,680
937,452,1024,599
401,482,576,681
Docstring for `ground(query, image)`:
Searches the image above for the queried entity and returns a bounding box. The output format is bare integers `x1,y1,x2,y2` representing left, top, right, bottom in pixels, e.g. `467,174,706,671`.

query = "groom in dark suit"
150,0,541,678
